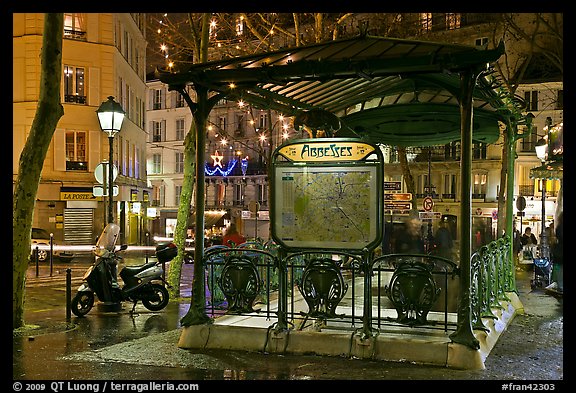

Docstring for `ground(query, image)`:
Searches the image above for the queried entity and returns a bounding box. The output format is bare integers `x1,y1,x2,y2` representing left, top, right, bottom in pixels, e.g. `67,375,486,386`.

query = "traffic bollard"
50,233,54,277
35,246,39,277
66,268,72,325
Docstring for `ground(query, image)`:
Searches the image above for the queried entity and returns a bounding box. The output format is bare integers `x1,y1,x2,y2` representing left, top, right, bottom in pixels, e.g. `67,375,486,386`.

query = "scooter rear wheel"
142,283,169,311
71,291,95,317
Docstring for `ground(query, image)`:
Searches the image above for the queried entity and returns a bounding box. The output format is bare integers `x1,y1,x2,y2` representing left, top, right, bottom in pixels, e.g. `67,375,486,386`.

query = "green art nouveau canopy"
157,34,527,145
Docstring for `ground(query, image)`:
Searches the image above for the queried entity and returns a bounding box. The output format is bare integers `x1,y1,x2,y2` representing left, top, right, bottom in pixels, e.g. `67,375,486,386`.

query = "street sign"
516,196,526,211
384,193,412,201
94,162,118,184
384,181,402,191
93,185,119,197
384,202,412,210
423,196,434,211
419,211,441,220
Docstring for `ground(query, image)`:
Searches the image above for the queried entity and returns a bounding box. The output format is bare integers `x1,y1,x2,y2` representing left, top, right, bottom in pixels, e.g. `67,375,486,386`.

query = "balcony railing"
64,95,86,104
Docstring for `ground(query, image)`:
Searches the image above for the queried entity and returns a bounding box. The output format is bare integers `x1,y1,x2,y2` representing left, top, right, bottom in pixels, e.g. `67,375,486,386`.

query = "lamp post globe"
96,96,125,224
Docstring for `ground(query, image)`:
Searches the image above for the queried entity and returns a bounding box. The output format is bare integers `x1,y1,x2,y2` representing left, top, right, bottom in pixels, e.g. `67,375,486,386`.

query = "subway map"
274,166,378,249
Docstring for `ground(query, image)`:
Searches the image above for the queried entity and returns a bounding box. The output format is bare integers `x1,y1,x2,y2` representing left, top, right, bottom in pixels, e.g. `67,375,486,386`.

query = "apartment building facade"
146,79,290,241
13,13,151,246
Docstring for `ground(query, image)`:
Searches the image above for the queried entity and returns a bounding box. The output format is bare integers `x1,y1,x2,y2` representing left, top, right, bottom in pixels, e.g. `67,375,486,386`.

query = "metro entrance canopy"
156,34,529,349
157,34,526,146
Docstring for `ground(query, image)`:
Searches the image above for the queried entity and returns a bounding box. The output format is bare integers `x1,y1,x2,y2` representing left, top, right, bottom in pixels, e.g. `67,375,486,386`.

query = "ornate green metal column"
449,69,480,350
505,118,520,292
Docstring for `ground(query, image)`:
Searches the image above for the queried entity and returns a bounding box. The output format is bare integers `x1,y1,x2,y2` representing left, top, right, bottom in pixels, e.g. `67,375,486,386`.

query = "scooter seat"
121,261,158,277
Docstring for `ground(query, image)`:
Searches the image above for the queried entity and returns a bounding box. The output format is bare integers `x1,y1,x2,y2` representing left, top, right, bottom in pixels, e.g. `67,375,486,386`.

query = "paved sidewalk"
13,266,563,382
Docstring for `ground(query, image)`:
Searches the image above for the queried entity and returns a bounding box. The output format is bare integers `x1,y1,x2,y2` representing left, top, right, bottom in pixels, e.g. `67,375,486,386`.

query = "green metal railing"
202,236,513,349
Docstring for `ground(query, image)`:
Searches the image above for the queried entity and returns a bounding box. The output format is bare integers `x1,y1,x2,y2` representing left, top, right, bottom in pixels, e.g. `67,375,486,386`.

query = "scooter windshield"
94,223,120,257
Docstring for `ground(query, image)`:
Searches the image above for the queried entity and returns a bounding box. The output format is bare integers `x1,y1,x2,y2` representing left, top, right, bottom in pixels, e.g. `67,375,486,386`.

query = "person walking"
395,216,425,254
434,220,454,259
521,227,538,246
222,223,246,248
513,224,523,266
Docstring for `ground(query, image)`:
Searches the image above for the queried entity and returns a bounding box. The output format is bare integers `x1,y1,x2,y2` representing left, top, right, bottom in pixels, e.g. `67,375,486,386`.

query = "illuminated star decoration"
205,150,238,176
211,150,224,168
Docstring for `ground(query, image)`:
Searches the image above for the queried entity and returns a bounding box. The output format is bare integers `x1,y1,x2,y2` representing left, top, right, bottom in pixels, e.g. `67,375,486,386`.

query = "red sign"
423,197,434,211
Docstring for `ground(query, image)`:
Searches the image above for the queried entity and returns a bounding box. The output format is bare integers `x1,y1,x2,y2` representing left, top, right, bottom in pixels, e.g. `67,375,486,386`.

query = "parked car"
30,228,75,262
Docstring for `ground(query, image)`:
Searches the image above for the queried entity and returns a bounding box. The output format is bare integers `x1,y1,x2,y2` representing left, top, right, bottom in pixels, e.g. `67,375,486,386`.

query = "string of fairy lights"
152,13,305,177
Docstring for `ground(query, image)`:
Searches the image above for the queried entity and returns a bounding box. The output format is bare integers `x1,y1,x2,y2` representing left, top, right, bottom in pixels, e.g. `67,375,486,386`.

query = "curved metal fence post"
276,247,289,331
361,248,373,338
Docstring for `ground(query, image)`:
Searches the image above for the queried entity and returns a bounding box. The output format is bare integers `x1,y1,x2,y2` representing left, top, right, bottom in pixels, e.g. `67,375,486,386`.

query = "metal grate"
64,208,94,245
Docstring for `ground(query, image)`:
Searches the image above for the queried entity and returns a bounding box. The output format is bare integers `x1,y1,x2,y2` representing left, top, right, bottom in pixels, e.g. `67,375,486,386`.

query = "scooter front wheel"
142,283,169,311
71,291,95,317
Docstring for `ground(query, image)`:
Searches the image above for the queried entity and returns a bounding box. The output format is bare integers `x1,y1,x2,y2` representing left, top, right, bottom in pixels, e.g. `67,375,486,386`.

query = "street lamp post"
535,117,551,260
96,96,125,224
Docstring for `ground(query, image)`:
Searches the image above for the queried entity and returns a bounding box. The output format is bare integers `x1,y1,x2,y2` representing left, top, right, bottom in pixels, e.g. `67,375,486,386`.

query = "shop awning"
529,160,563,180
190,210,228,228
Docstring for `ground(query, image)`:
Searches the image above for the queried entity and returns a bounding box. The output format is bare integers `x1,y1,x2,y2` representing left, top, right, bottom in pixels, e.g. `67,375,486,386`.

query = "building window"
236,16,244,36
218,116,227,133
420,13,432,31
520,126,538,152
175,93,185,108
63,13,86,40
446,13,461,30
473,142,487,160
417,174,431,197
214,183,225,207
150,154,162,174
152,121,164,142
65,131,87,171
135,147,140,179
233,183,243,206
235,114,245,136
444,142,460,160
443,174,457,199
475,37,488,47
175,185,182,206
176,118,185,140
153,89,163,110
259,113,268,129
473,173,487,198
128,143,134,177
175,152,184,173
524,90,539,111
556,90,563,110
63,65,86,104
257,183,268,206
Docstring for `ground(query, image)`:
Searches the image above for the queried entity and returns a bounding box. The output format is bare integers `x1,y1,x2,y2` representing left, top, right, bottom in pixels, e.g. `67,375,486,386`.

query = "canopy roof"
157,35,525,146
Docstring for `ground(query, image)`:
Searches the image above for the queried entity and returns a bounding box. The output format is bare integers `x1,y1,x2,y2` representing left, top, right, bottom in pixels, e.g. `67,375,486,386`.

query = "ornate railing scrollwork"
298,257,348,320
218,255,261,313
384,256,441,325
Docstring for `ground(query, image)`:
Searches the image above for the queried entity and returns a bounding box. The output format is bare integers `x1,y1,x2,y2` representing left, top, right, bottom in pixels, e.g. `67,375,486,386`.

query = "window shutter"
88,130,101,171
88,67,100,106
53,129,66,171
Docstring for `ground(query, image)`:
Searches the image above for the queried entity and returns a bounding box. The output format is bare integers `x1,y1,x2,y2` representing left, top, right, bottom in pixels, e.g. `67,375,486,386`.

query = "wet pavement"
13,256,564,384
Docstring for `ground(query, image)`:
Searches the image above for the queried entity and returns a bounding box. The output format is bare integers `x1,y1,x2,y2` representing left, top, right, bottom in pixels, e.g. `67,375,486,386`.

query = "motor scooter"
71,223,177,317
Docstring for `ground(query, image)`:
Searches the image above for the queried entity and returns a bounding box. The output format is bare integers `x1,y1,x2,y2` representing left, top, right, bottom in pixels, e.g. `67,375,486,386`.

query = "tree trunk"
166,123,196,298
180,14,213,326
13,13,64,329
